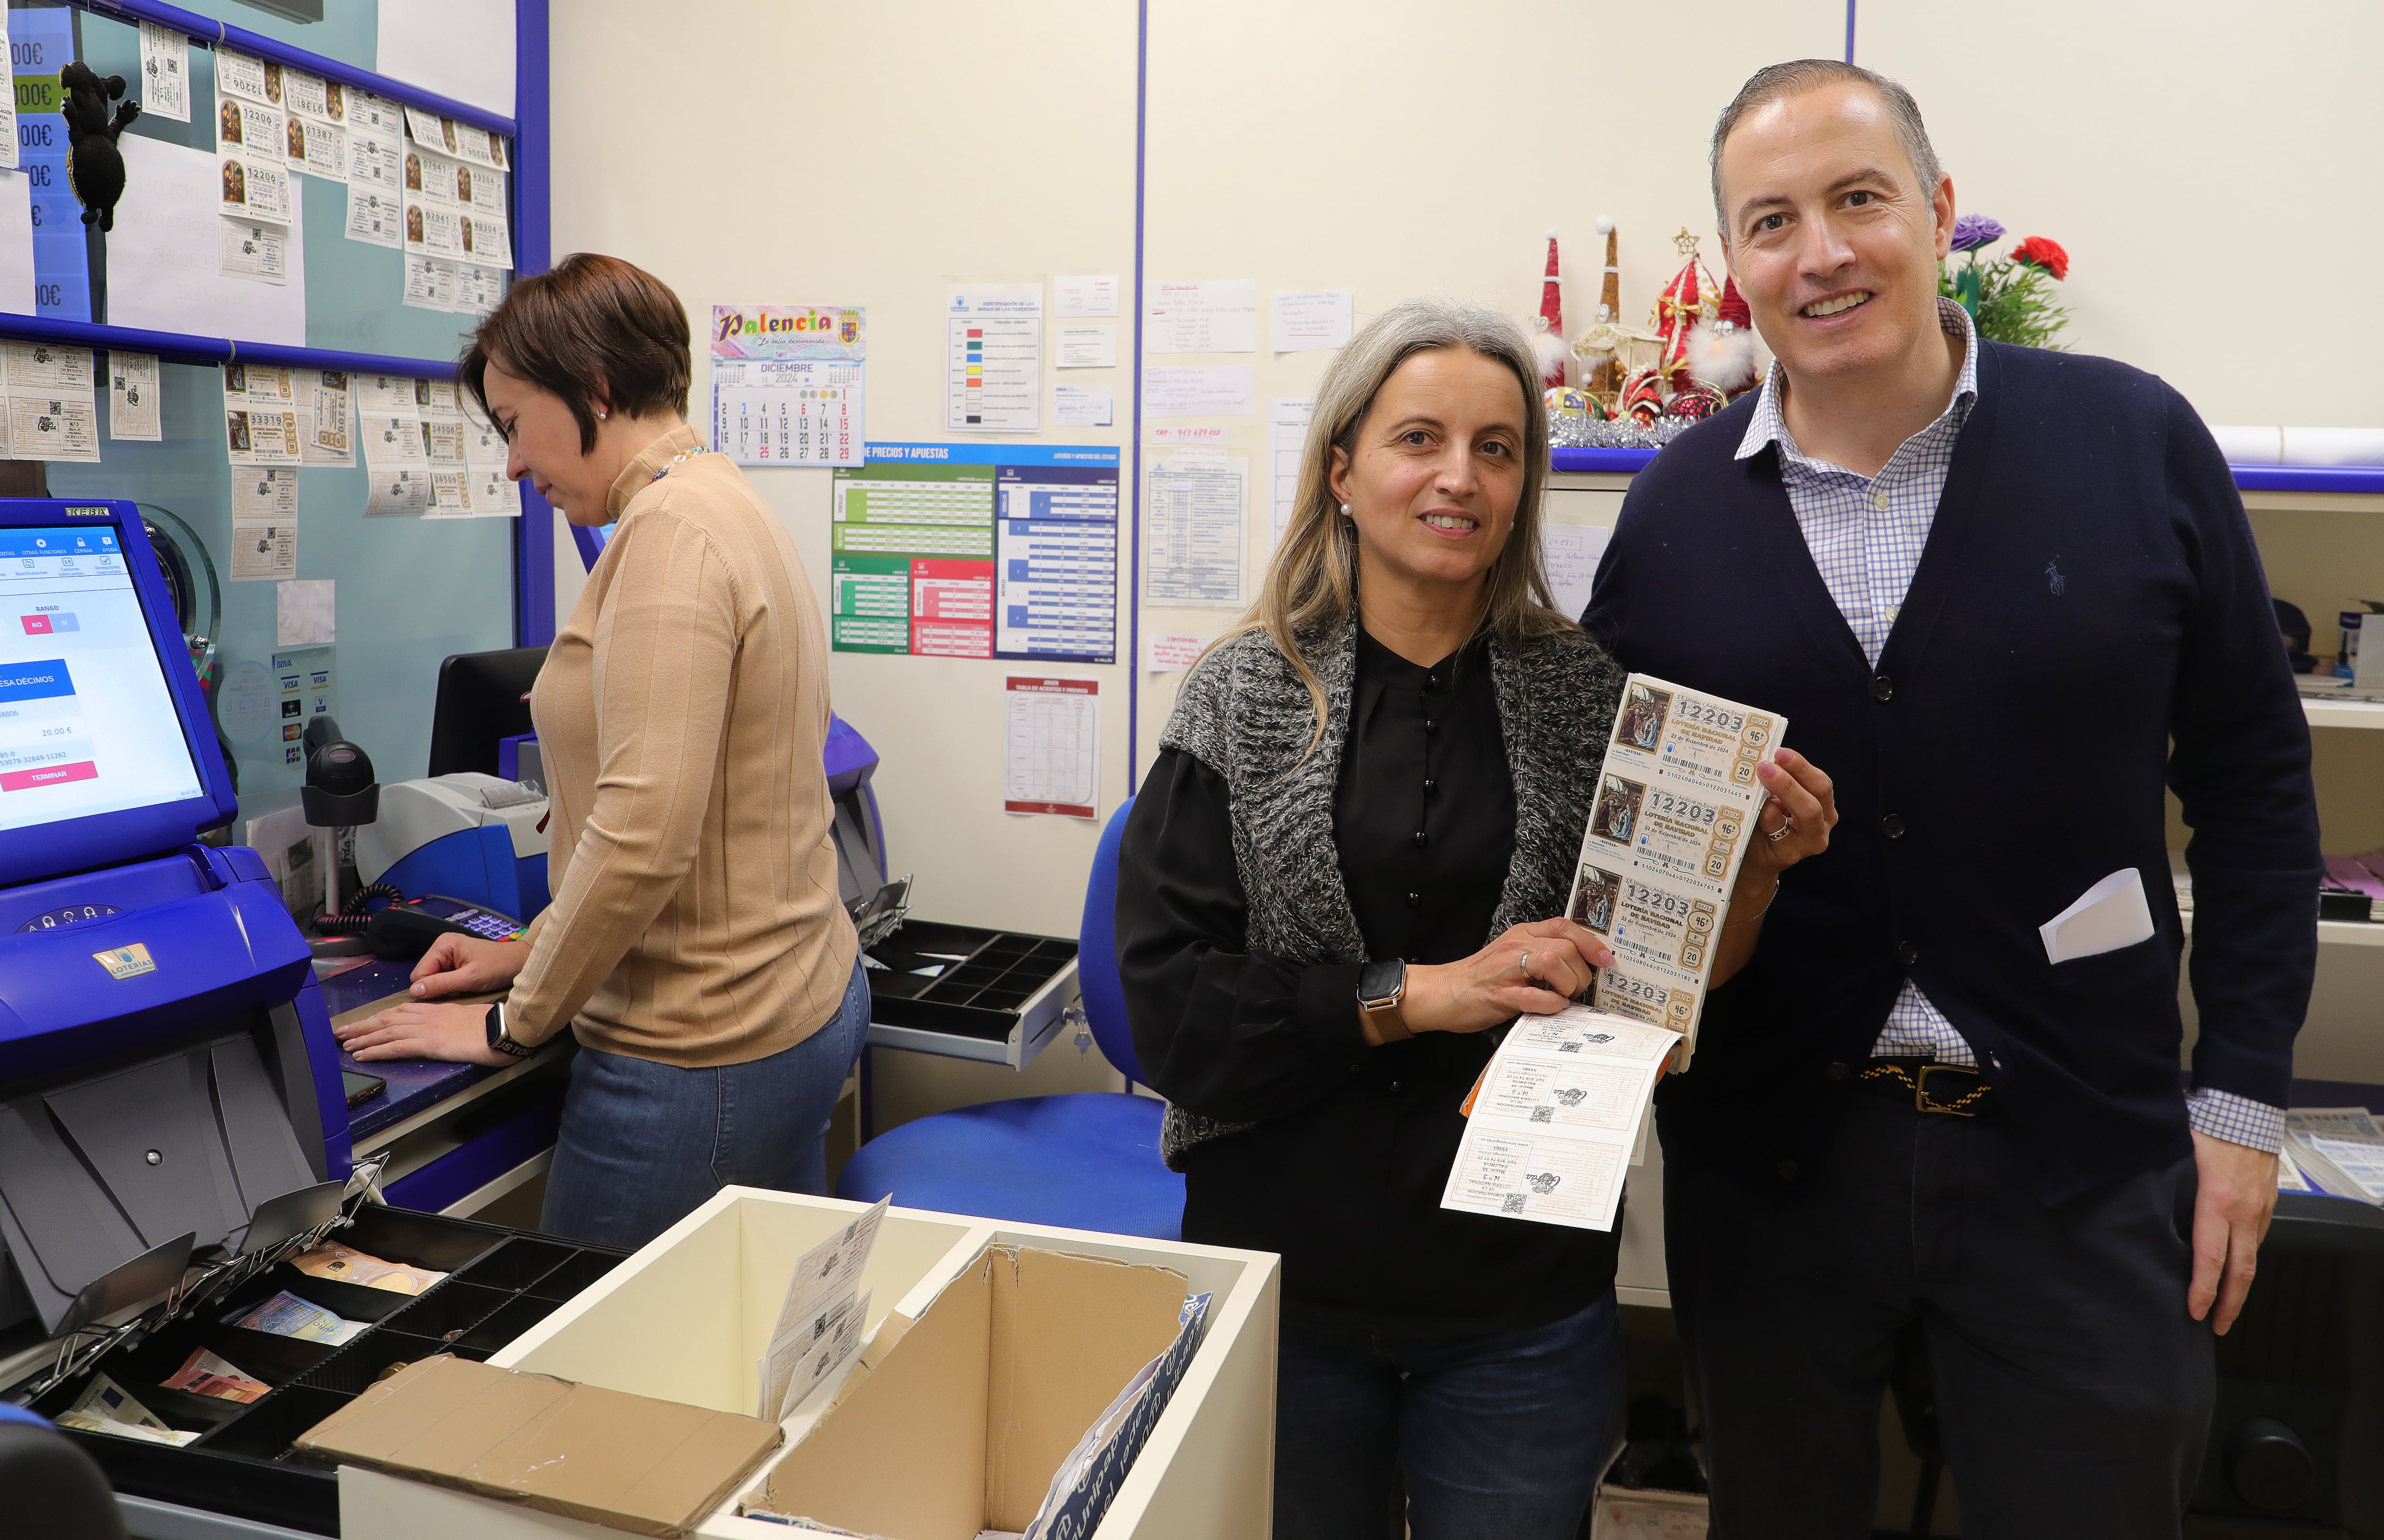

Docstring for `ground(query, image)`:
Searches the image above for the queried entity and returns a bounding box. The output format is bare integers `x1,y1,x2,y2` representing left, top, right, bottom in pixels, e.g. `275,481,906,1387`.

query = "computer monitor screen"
0,524,205,834
427,646,547,778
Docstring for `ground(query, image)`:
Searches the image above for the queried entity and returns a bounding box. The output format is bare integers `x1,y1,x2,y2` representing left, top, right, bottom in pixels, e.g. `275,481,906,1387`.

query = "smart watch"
1356,958,1413,1042
484,1003,537,1059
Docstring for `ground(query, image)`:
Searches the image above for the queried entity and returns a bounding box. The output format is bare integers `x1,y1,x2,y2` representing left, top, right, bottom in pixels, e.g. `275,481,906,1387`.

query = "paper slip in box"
294,1354,782,1537
752,1244,1199,1540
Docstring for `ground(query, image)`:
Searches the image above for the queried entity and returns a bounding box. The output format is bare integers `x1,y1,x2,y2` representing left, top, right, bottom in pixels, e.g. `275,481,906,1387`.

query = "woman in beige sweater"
338,254,865,1249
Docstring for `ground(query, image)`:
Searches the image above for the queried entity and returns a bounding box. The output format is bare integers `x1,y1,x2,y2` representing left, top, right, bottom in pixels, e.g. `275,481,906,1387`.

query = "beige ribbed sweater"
504,424,858,1066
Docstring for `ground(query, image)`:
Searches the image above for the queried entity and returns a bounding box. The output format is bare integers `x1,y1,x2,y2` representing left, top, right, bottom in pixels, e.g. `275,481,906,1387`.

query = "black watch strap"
484,1003,536,1059
1356,958,1412,1042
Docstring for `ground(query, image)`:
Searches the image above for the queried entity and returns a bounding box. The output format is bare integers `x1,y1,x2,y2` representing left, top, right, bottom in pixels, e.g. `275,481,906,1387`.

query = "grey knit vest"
1152,618,1623,1168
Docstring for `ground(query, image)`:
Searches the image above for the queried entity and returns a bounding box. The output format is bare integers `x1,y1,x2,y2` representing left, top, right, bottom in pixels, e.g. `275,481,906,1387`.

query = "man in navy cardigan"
1583,61,2321,1536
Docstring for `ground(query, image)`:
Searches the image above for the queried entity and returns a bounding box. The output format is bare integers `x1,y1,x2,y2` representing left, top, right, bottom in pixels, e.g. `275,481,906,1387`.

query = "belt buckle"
1913,1063,1980,1117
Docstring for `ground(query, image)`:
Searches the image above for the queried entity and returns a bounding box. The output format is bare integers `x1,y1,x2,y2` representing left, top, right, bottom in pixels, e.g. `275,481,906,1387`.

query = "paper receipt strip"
1440,1007,1682,1232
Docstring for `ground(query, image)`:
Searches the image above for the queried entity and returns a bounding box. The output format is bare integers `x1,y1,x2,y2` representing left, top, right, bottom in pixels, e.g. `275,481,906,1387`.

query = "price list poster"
830,443,1118,663
710,305,865,465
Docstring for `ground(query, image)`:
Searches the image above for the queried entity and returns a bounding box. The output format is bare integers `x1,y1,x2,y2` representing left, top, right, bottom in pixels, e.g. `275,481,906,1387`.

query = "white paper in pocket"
2040,868,2156,964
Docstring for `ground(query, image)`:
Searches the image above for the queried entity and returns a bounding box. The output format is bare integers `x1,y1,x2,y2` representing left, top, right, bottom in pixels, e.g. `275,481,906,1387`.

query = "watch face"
1358,958,1404,1005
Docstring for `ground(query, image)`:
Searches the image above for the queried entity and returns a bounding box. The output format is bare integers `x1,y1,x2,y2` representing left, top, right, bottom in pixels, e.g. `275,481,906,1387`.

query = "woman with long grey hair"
1115,298,1628,1537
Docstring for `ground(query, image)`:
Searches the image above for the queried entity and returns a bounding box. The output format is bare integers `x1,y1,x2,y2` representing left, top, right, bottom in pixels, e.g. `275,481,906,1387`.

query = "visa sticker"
92,943,156,979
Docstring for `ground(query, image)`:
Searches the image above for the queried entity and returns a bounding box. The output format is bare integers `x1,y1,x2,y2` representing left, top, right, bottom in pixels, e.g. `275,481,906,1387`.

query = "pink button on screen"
0,761,97,792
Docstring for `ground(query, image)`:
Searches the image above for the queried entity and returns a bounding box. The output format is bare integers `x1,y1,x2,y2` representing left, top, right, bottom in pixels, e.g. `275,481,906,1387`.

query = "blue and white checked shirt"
1735,298,2282,1153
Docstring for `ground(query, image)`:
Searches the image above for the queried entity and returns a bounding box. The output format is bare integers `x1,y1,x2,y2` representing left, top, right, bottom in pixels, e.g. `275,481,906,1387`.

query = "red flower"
2010,236,2069,280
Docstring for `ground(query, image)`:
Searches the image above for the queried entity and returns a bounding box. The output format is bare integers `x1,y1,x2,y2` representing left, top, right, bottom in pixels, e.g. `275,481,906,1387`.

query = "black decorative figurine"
61,62,141,233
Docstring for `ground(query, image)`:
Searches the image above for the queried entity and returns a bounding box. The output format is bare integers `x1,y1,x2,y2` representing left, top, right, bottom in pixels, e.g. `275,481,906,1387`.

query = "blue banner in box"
864,441,1120,468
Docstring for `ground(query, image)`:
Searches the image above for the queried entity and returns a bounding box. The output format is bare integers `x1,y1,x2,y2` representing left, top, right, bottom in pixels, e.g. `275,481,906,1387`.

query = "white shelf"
2304,695,2384,729
2179,911,2384,948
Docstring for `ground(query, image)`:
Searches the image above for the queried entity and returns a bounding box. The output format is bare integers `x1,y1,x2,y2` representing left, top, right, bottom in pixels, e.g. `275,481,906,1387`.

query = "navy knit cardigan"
1583,339,2321,1202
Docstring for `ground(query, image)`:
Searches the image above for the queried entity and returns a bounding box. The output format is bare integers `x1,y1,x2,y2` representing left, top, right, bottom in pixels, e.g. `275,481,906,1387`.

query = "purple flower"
1950,214,2007,253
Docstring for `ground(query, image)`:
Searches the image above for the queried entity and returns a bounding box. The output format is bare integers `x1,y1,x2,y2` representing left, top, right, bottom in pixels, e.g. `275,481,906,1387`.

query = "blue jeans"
540,958,870,1250
1274,1293,1622,1540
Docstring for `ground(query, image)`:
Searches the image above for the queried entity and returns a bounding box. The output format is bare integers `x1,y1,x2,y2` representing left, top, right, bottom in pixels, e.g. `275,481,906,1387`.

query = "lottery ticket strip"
1442,675,1787,1232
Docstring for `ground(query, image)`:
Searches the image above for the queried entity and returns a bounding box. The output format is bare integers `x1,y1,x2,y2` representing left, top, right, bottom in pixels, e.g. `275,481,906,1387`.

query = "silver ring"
1519,950,1531,977
1766,814,1794,843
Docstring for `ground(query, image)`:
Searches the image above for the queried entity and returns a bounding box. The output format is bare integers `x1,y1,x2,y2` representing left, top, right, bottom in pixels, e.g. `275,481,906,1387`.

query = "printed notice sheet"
1144,365,1254,420
108,351,162,441
1145,279,1257,353
1052,384,1112,427
1540,523,1610,623
231,521,298,583
1271,288,1353,352
358,373,429,515
1054,274,1120,318
139,22,190,122
1268,398,1313,548
946,283,1043,432
0,12,16,173
711,305,864,465
3,342,98,461
1005,675,1100,819
1145,454,1245,606
833,442,1118,662
1056,325,1117,369
1442,1007,1681,1231
1567,675,1786,1062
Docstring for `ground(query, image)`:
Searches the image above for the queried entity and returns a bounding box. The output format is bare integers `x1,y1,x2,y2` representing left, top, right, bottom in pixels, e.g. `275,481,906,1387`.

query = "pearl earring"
1339,503,1351,515
596,409,608,421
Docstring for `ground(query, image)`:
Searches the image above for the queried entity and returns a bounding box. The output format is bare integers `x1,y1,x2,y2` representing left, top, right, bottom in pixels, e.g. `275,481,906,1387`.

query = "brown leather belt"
1858,1059,1991,1116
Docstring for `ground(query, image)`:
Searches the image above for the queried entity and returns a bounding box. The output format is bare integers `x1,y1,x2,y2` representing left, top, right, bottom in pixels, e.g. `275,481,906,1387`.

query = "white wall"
1861,0,2384,428
1132,0,1844,774
549,0,1139,946
545,0,2384,1127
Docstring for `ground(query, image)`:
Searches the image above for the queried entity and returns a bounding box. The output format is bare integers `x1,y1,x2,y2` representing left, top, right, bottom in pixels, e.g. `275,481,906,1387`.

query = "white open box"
334,1188,1281,1540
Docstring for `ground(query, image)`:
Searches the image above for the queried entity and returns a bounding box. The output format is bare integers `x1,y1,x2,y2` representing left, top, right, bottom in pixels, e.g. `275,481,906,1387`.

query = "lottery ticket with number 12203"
1563,675,1788,1067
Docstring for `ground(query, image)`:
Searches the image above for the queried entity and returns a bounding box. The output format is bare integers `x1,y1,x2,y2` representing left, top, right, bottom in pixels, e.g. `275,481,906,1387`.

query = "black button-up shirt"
1119,629,1617,1339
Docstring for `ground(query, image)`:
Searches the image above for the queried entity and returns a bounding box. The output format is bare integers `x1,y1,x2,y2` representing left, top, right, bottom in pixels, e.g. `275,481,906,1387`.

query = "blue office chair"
0,1404,130,1540
834,796,1186,1239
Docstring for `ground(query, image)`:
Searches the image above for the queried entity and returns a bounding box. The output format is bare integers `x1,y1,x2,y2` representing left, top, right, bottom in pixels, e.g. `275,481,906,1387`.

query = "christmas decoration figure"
1572,216,1655,413
1617,367,1667,426
1685,273,1760,399
1545,385,1607,426
1664,383,1728,422
1531,229,1569,391
1652,228,1721,392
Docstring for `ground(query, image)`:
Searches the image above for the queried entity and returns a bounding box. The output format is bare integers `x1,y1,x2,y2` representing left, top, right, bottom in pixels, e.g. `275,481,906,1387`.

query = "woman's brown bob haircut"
460,253,691,452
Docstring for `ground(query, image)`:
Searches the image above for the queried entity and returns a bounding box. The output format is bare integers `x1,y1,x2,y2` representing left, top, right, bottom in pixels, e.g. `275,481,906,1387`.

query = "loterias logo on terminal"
92,942,157,979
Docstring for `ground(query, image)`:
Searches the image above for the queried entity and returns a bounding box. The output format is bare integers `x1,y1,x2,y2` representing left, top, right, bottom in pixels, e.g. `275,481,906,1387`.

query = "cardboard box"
334,1191,1281,1540
296,1355,781,1538
756,1244,1190,1538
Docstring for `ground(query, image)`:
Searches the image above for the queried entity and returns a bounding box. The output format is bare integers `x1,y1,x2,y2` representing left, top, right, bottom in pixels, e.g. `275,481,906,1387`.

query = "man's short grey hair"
1709,60,1943,239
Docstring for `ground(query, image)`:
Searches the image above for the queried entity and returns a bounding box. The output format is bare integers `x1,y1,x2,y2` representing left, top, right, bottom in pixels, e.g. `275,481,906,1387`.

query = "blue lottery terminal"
0,498,612,1534
0,499,356,1343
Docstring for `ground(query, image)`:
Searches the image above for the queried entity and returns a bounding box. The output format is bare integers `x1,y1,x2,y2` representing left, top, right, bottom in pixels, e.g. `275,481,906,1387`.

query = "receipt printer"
351,773,551,922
